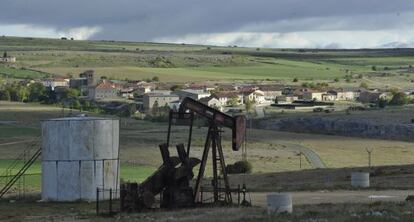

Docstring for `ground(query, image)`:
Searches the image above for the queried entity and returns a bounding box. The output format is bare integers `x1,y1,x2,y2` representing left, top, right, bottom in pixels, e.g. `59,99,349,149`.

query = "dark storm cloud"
1,0,414,41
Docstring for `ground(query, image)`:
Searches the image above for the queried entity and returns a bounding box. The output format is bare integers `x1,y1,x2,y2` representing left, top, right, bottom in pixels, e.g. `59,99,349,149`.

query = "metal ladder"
0,147,41,198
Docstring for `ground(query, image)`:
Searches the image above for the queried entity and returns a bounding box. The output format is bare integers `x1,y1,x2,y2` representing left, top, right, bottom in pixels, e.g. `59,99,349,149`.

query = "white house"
258,85,283,100
328,88,358,101
302,89,326,101
212,91,242,106
42,78,69,90
143,93,179,110
173,89,211,101
120,88,135,99
88,80,121,100
0,52,16,63
322,93,337,101
241,89,266,104
199,96,223,111
276,95,299,104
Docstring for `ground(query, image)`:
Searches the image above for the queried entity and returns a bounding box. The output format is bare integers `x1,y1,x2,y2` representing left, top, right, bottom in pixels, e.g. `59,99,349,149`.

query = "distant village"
21,70,414,114
1,52,413,116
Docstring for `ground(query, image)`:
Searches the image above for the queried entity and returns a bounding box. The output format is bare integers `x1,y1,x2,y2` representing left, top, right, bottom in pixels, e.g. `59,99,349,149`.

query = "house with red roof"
88,80,121,100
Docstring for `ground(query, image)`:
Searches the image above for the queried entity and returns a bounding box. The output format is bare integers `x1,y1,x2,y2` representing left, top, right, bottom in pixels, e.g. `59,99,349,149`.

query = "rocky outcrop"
260,117,414,141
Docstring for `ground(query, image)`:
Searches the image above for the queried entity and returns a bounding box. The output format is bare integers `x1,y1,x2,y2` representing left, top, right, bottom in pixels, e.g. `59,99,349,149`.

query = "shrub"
378,98,387,108
226,160,253,174
360,82,369,89
389,92,410,106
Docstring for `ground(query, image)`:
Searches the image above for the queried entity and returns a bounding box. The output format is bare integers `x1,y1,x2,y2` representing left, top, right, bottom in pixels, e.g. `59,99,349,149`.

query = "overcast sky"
1,0,414,48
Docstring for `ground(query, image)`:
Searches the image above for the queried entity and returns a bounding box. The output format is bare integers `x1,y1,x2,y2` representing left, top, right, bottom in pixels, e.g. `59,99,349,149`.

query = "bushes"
378,98,387,108
226,160,253,174
389,92,410,106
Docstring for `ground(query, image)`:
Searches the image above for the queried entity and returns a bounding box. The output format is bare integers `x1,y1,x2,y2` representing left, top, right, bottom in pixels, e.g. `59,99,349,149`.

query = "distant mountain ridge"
380,41,414,48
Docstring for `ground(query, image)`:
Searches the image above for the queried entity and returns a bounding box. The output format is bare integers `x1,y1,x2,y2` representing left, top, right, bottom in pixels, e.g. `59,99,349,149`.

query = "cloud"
155,29,414,49
155,32,313,48
0,24,101,40
1,0,414,48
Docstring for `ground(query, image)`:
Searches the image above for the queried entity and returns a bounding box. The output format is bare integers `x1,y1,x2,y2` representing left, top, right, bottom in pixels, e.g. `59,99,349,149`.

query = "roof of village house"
43,77,68,82
360,90,387,95
179,89,210,95
239,88,265,96
212,91,240,99
217,84,237,91
186,83,215,90
144,92,178,97
95,80,117,90
328,87,362,93
199,96,218,103
292,89,305,96
239,87,256,93
258,85,284,91
299,88,327,93
120,87,134,93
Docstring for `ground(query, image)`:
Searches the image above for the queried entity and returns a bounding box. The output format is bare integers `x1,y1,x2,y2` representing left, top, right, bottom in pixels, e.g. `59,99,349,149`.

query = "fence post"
109,188,113,216
96,188,99,215
238,184,241,205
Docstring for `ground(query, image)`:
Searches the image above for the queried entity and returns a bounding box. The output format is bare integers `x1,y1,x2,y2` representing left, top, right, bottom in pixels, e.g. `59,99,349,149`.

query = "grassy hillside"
1,36,414,87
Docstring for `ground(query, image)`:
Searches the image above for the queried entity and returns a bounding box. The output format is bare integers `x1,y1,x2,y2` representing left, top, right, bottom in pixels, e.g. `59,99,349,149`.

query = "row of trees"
0,82,120,116
0,83,80,104
378,92,413,108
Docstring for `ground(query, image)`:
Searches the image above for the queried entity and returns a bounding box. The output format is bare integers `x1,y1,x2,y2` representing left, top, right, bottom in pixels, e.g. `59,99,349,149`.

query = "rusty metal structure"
120,97,247,211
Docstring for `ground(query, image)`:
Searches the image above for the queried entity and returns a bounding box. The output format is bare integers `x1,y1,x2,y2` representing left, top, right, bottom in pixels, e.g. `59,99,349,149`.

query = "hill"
0,36,414,87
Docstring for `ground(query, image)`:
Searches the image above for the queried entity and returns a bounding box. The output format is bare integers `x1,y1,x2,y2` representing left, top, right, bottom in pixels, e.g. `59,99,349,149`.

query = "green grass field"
0,125,40,138
0,66,50,79
1,36,414,87
0,160,155,192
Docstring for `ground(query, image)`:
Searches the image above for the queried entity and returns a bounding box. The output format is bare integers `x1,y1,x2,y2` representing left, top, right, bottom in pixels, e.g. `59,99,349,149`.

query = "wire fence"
0,173,41,198
96,188,120,216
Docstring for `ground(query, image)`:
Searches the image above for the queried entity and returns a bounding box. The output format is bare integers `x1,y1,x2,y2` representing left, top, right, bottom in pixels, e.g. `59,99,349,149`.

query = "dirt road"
278,141,326,168
251,189,414,206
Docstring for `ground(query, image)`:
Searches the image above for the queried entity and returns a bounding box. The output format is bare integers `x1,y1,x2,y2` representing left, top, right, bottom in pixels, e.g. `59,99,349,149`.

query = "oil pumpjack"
120,97,247,211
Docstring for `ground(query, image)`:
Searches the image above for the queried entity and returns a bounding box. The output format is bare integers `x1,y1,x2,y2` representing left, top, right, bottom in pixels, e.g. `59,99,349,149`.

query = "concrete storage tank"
351,172,370,188
267,193,293,214
41,117,119,201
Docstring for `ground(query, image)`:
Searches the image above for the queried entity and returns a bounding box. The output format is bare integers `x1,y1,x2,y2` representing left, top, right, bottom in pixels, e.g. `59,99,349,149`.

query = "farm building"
0,51,16,63
212,91,242,106
358,90,389,103
302,89,326,101
327,88,360,101
143,93,179,110
276,95,299,104
88,80,121,100
173,89,211,101
258,85,283,100
240,88,266,104
41,78,69,90
199,96,223,111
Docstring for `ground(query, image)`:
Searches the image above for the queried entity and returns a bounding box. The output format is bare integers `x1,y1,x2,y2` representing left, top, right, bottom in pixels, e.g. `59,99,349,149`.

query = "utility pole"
366,147,374,167
297,151,302,169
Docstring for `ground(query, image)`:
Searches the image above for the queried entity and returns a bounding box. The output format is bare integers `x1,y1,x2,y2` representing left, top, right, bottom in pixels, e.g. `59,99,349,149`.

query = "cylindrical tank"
41,117,119,201
351,172,370,188
266,193,293,214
